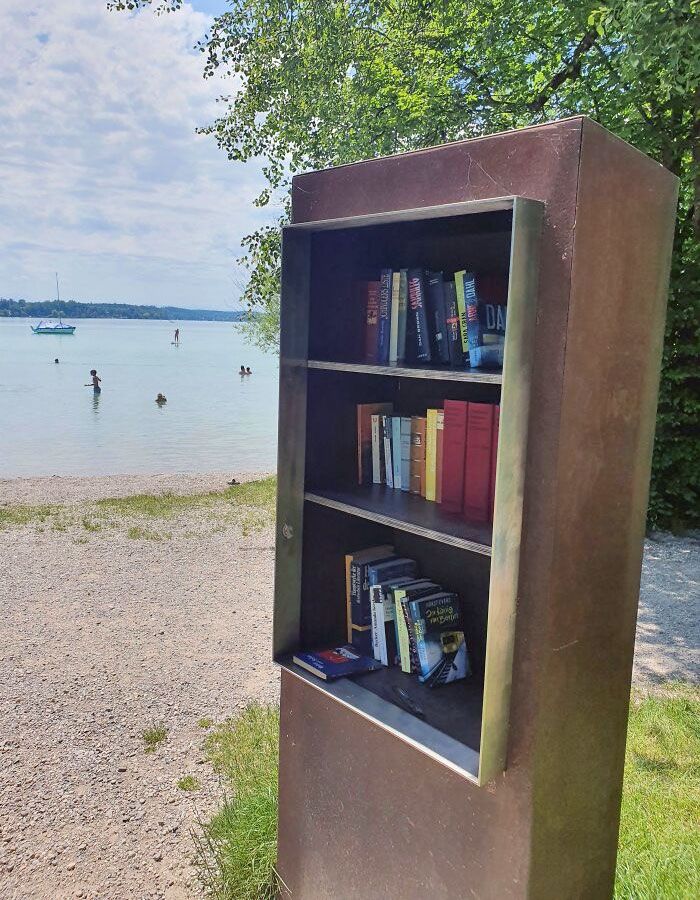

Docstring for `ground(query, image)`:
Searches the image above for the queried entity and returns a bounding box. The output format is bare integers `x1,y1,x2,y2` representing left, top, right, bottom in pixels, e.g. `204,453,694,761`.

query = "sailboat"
31,274,76,334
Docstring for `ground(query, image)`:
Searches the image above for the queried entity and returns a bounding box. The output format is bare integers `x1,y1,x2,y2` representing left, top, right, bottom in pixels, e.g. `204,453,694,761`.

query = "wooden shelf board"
304,485,492,555
307,359,502,385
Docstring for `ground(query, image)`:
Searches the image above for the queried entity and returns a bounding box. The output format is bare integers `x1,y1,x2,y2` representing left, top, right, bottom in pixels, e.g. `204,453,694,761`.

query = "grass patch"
82,517,101,532
0,504,59,529
178,775,201,792
142,723,168,753
127,526,171,541
195,689,699,899
615,683,700,898
198,717,214,729
195,704,280,900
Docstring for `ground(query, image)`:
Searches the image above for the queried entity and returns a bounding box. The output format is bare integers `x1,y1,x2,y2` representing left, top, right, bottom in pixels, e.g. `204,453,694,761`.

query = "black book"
426,271,451,364
406,268,432,363
443,280,464,367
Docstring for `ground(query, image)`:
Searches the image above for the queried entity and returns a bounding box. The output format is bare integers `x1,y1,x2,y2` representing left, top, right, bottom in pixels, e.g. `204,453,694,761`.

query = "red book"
463,402,495,523
363,281,381,363
489,406,500,521
440,400,468,513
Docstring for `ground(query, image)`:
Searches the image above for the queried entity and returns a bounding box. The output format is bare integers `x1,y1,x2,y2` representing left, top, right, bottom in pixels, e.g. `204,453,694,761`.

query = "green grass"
615,684,700,899
142,723,168,754
127,525,171,541
195,704,280,900
198,717,215,729
196,688,699,899
177,775,202,792
0,503,59,529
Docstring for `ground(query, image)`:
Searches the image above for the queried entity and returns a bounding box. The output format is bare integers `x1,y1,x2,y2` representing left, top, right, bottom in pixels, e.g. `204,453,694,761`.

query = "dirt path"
0,475,278,900
0,475,697,899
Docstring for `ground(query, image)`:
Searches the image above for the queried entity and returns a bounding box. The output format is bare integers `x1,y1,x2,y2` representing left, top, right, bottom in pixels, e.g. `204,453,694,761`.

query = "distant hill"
0,298,246,322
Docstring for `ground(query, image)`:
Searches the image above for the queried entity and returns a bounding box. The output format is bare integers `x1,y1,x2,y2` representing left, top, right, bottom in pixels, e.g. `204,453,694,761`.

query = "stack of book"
345,545,470,688
357,400,500,523
358,269,507,369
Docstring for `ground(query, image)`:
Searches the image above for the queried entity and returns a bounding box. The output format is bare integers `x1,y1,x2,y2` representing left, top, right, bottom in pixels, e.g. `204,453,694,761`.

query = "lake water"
0,319,279,477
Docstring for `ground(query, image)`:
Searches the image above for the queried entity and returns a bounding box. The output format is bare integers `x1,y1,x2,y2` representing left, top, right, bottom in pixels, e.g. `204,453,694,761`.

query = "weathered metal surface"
275,116,678,898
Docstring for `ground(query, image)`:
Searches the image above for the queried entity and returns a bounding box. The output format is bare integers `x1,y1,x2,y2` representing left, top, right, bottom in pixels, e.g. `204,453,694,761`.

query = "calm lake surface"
0,319,279,477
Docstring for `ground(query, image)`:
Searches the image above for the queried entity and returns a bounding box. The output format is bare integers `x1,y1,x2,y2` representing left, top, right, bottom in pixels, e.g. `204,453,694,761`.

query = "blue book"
408,592,470,687
293,645,383,681
391,417,402,489
400,417,411,492
377,268,393,365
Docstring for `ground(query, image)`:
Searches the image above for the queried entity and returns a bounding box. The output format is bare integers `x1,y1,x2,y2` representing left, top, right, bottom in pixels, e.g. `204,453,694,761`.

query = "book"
400,417,411,492
440,400,468,513
489,405,500,521
425,408,439,502
406,269,432,363
389,272,401,366
463,272,507,368
371,414,383,484
293,645,383,681
346,545,394,641
357,403,393,485
407,593,470,687
393,580,439,672
409,415,427,495
382,414,394,489
435,409,445,504
377,268,393,365
396,269,409,364
443,280,464,367
426,271,450,364
362,281,381,364
370,577,412,664
391,417,402,489
463,402,495,523
454,270,469,366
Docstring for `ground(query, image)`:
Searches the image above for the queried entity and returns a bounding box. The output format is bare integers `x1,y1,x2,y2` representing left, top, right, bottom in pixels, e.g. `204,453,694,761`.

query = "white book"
389,271,401,366
370,586,384,661
382,415,393,489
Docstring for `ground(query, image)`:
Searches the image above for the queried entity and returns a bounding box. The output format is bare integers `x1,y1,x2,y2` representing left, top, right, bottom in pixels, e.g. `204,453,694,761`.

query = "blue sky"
0,1,272,311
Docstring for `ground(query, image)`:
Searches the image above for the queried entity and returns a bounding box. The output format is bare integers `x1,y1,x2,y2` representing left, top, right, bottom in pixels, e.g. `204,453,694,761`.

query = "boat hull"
31,326,76,334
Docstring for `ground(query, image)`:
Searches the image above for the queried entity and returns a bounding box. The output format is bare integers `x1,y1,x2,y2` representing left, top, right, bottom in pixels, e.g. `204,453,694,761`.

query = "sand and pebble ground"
0,472,697,899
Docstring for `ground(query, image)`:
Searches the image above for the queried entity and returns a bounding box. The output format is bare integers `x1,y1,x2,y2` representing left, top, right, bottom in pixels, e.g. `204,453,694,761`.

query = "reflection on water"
0,319,279,477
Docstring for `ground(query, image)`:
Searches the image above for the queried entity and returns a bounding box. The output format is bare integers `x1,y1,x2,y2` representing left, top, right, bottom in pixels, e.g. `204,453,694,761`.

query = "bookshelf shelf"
304,486,492,555
307,359,503,385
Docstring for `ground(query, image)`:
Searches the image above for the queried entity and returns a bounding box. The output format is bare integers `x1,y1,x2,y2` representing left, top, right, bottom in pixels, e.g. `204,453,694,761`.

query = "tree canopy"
111,0,699,527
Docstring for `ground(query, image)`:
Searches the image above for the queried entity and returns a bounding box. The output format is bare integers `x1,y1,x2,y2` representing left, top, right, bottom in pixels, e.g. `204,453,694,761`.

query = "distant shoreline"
0,300,246,322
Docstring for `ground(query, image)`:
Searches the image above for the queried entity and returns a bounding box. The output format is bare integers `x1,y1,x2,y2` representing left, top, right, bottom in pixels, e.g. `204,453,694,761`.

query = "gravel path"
0,474,697,899
0,475,278,900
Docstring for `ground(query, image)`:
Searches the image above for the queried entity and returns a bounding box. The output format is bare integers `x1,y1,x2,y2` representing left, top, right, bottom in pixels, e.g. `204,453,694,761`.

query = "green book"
396,269,409,364
454,269,469,365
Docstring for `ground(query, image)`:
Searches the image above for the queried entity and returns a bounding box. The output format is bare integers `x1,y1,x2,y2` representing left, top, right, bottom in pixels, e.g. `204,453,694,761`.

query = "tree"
111,0,699,527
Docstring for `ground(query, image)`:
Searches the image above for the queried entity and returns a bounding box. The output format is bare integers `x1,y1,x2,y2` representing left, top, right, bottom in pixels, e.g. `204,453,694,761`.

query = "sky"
0,0,271,311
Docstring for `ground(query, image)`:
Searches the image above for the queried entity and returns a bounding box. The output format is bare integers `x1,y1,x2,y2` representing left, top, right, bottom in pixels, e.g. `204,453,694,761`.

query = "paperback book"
408,592,470,687
293,645,383,681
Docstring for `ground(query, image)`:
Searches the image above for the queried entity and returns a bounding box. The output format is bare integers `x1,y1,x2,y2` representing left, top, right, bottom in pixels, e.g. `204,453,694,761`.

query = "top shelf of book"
307,360,502,385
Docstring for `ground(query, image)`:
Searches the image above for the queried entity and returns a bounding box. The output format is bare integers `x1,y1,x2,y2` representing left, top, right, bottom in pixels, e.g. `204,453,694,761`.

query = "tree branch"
528,28,598,113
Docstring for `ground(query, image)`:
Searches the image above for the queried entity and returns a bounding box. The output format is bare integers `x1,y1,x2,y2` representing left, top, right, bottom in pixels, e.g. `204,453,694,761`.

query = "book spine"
382,415,393,489
389,272,401,366
435,409,445,504
427,271,450,364
371,414,382,484
400,417,411,492
425,409,438,502
402,598,420,674
370,586,383,661
489,405,500,521
407,269,432,362
364,281,381,363
394,591,410,672
345,554,353,642
454,270,469,365
443,280,464,367
396,269,409,364
391,417,402,489
440,400,468,513
463,402,495,523
377,268,392,365
409,415,426,495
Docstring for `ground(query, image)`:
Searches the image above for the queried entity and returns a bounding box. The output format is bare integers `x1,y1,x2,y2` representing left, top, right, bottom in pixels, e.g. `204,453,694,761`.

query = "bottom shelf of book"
280,657,483,780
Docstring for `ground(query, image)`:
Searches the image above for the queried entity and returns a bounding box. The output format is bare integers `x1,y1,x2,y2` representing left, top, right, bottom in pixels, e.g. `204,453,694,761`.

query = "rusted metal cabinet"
272,117,678,899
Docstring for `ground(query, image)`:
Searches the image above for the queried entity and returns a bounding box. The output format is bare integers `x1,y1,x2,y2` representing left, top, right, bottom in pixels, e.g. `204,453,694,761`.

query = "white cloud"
0,0,271,309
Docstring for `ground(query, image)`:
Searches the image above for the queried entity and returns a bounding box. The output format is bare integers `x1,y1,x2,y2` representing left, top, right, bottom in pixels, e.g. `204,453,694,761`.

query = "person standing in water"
85,369,101,392
174,327,179,344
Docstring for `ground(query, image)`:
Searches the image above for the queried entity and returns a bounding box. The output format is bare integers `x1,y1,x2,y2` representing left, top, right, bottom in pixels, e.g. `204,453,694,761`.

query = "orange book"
410,416,427,495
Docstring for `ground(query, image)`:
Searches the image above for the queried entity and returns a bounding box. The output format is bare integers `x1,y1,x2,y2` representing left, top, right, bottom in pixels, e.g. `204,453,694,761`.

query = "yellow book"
425,408,438,501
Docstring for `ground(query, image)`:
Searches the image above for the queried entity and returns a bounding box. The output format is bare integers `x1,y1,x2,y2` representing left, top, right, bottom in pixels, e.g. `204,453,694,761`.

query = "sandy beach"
0,473,697,899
